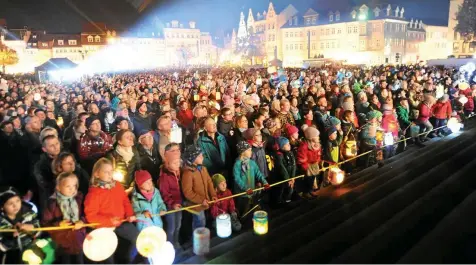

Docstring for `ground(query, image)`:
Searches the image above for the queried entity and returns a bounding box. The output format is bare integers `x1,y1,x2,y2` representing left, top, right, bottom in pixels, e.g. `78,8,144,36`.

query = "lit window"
294,44,298,49
87,35,93,42
95,36,101,42
42,43,48,47
68,40,77,45
58,40,64,45
337,29,341,34
329,14,334,22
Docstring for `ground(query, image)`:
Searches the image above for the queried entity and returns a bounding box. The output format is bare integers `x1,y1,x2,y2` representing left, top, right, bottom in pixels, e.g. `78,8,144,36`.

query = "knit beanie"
85,116,100,128
135,170,151,187
183,145,202,166
329,116,341,126
277,137,290,149
212,174,226,188
304,126,320,140
115,116,128,126
285,124,299,136
0,187,20,207
327,126,338,136
236,140,251,155
243,128,258,141
366,110,383,120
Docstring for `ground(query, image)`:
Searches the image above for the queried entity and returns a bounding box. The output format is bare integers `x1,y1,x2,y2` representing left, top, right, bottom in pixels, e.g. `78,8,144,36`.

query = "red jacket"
297,141,322,171
382,114,399,137
177,109,194,128
210,189,236,218
461,89,475,111
432,101,452,119
41,192,86,254
84,182,134,228
417,103,432,122
159,167,183,209
78,131,113,160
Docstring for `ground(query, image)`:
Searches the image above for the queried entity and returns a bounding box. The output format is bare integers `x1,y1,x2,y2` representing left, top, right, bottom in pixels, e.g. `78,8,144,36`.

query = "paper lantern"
83,228,118,261
447,117,462,132
56,117,64,128
193,227,210,255
137,226,167,258
459,95,468,105
112,171,124,182
253,211,268,235
215,92,221,101
328,167,345,186
216,214,232,238
22,238,56,264
170,125,183,144
150,241,175,265
193,93,200,101
384,132,394,146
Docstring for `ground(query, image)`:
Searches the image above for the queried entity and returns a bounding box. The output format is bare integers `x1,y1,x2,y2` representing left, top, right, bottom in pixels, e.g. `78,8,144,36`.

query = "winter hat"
366,110,383,120
243,128,258,141
115,116,129,126
329,116,341,126
137,101,147,110
85,116,100,128
183,145,202,166
0,186,20,207
236,140,251,154
277,137,290,149
34,108,45,115
264,118,276,129
342,101,353,111
135,170,152,187
212,174,226,188
138,130,153,142
304,126,320,140
327,126,338,136
285,124,299,136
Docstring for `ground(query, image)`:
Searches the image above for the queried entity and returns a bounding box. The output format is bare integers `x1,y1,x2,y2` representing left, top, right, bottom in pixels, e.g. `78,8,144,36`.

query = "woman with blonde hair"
51,152,90,196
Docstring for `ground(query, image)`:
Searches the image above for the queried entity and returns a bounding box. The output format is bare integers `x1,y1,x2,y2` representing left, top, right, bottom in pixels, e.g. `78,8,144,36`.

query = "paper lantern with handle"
137,226,167,258
447,117,462,132
384,132,394,146
216,213,232,238
253,211,268,235
328,167,345,186
83,228,118,261
193,227,210,255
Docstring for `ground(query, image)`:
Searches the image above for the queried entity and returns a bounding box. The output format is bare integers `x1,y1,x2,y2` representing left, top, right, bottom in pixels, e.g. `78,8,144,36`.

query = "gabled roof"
303,8,318,17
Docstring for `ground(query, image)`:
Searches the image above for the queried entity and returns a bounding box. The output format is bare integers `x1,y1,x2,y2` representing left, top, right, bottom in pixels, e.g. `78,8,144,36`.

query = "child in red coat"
297,126,322,198
42,172,86,264
84,158,140,264
432,94,452,136
210,174,242,232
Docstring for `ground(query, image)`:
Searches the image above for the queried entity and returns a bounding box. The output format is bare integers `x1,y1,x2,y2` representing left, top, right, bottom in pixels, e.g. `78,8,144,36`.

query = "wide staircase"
176,119,476,264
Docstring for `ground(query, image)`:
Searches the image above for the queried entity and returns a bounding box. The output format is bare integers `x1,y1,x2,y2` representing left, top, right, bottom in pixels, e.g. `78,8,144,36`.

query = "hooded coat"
131,187,167,231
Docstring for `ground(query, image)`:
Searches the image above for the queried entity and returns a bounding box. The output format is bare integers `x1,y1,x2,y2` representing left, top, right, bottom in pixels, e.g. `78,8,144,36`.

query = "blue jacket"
196,132,230,175
233,158,268,195
131,188,167,231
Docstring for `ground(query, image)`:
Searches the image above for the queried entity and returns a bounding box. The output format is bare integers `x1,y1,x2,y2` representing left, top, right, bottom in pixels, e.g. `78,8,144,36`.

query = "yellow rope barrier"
0,118,468,232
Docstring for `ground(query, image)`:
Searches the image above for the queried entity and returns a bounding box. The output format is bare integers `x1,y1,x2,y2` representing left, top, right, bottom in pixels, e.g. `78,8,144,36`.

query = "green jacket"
233,159,268,195
396,105,411,129
197,132,230,175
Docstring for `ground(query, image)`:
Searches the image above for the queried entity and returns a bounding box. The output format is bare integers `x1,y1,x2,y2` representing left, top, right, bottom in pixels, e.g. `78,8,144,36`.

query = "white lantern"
193,227,210,255
169,125,182,144
459,95,468,105
83,228,118,261
112,171,124,182
137,226,167,258
216,214,232,238
328,167,345,186
384,132,394,146
150,241,175,265
447,117,462,132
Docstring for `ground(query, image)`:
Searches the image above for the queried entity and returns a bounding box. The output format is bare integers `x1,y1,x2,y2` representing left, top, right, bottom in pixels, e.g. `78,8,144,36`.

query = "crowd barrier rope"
0,115,473,233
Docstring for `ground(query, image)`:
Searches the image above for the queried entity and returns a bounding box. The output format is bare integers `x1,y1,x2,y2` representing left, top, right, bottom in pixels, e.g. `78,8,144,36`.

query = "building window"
312,18,316,24
42,43,48,47
376,39,380,47
300,44,303,50
312,43,316,50
306,18,311,25
329,14,334,22
336,12,340,21
326,42,329,48
87,35,93,42
68,40,77,45
295,44,298,49
290,32,293,37
332,28,335,34
290,44,293,50
347,27,352,34
95,36,101,42
353,26,358,33
286,44,288,50
321,42,324,49
337,29,342,34
285,32,288,38
312,31,316,36
58,40,64,45
321,29,325,35
326,29,329,35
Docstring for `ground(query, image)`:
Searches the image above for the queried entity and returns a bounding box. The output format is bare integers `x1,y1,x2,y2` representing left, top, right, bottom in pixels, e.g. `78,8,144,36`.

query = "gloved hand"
246,188,253,195
264,184,271,191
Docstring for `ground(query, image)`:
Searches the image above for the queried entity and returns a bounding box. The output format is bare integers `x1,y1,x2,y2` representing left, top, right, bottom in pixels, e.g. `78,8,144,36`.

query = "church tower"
247,8,255,34
237,11,248,41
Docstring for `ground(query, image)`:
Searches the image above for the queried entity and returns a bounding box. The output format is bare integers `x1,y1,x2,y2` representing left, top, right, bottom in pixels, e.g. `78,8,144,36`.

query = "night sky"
0,0,450,35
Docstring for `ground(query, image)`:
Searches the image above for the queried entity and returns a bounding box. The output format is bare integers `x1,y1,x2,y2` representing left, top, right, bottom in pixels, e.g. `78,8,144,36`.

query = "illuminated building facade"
448,0,474,58
234,2,451,67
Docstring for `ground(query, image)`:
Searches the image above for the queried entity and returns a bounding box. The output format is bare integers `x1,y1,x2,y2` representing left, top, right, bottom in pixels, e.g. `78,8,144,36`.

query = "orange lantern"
328,167,345,185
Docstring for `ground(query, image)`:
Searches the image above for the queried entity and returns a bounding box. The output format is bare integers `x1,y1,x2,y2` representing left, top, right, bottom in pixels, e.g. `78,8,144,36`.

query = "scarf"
55,192,80,222
91,178,116,190
116,145,134,165
140,189,155,202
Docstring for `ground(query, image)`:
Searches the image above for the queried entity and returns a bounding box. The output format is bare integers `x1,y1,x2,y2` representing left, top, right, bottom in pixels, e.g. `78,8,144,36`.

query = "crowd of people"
0,63,475,264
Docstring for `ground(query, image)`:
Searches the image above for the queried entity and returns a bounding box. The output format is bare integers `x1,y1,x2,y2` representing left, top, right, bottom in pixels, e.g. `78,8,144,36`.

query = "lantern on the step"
137,226,167,258
83,228,118,261
193,227,210,255
216,213,232,238
384,132,394,146
253,211,268,235
410,124,420,138
328,167,345,186
447,117,462,132
22,238,56,264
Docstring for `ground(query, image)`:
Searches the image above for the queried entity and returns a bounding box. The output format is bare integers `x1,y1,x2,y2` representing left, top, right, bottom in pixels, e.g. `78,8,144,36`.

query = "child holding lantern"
210,174,242,232
0,187,41,264
233,141,270,217
131,170,167,231
83,158,140,264
42,172,86,264
297,126,322,198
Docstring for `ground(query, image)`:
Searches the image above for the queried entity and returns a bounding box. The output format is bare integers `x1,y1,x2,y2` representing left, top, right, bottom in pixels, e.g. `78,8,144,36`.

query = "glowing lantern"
136,226,167,257
170,125,183,144
22,238,56,264
215,91,221,101
193,93,200,101
384,132,394,146
150,241,175,265
216,214,232,238
193,227,210,255
83,228,118,261
447,117,462,132
56,116,64,128
253,211,268,235
459,95,468,105
328,167,345,186
112,170,124,182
